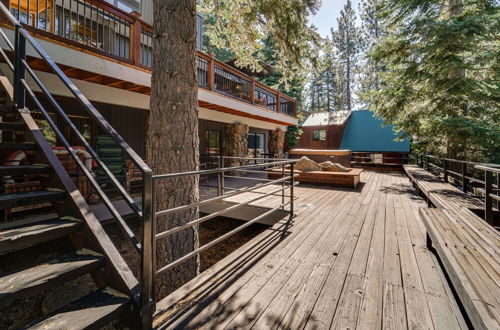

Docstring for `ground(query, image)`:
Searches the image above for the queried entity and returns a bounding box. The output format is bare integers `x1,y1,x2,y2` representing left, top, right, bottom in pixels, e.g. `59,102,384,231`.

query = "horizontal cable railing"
416,154,499,225
148,157,298,313
0,3,154,325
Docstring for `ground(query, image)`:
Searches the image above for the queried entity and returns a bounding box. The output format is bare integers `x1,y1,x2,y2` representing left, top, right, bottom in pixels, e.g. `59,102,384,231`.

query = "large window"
204,129,222,157
312,129,326,141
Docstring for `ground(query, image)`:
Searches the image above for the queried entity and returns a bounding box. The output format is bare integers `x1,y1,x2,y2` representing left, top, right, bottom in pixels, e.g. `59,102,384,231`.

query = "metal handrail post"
485,170,493,225
281,163,285,210
290,163,294,217
217,155,223,196
141,171,154,329
13,24,26,109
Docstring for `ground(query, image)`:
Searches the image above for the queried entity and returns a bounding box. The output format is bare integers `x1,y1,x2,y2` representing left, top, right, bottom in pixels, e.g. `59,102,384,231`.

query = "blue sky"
310,0,362,38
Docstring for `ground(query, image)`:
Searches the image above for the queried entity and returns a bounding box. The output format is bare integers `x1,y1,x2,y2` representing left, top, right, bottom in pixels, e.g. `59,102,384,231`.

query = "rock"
320,161,349,172
295,157,322,172
224,123,249,171
268,128,285,158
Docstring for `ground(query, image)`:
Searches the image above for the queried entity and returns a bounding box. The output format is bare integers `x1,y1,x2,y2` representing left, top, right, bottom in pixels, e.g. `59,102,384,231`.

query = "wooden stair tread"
25,288,130,330
0,249,104,308
0,217,82,255
0,142,36,150
0,165,50,176
0,104,14,113
0,121,24,130
0,189,66,209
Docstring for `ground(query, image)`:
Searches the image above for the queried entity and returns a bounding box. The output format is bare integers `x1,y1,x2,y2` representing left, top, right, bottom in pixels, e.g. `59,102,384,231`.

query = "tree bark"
446,0,464,159
346,56,352,111
148,0,199,299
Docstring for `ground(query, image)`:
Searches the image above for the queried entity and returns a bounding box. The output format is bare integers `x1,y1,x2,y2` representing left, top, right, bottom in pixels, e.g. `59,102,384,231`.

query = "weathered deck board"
155,172,466,329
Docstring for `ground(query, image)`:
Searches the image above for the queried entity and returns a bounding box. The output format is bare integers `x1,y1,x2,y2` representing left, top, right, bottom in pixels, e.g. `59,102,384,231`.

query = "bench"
267,168,363,188
404,164,484,211
420,207,500,329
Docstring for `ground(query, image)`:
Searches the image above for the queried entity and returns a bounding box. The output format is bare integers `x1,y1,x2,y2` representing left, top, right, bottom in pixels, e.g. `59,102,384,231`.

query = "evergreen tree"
149,0,322,300
357,0,384,106
332,0,362,111
369,0,499,161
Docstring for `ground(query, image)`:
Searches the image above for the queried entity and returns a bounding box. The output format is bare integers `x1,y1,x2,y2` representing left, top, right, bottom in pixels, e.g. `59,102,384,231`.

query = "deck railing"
2,0,297,116
416,154,499,225
144,157,297,317
0,3,158,326
351,152,410,165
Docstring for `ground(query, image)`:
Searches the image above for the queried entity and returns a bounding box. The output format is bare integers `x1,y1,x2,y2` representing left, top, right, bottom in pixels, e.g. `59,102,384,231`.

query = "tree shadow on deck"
296,182,367,193
156,213,297,329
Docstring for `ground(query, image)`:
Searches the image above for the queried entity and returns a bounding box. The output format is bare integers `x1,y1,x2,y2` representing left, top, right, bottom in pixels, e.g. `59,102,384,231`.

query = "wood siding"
296,124,346,150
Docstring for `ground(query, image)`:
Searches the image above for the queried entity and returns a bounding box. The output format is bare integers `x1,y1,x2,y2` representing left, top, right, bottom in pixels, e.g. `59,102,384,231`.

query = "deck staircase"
0,3,150,328
0,89,135,329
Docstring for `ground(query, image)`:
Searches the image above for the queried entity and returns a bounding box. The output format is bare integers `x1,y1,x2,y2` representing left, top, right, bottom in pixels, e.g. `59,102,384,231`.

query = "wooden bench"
267,168,363,188
404,164,484,211
420,207,500,329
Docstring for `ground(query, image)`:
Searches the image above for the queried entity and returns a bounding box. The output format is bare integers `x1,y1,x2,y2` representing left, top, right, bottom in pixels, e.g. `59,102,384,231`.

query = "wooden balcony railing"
3,0,297,117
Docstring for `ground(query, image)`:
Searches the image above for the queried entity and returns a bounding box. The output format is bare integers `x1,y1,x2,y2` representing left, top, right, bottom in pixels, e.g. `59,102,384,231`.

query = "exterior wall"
296,124,346,150
140,0,154,24
26,95,148,157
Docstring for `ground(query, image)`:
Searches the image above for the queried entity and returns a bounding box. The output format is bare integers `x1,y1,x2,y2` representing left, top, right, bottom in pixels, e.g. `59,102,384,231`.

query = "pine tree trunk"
346,56,352,111
446,0,464,159
148,0,199,299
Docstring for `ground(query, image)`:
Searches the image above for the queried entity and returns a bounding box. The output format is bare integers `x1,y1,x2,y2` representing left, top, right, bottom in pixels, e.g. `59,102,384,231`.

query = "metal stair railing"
0,3,155,327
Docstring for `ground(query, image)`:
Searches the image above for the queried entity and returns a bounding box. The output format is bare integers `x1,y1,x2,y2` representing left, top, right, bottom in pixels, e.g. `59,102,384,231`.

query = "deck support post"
443,160,448,182
485,170,493,225
461,162,468,192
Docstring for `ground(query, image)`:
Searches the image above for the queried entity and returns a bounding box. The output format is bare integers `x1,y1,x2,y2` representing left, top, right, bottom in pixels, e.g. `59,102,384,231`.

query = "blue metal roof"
340,110,410,153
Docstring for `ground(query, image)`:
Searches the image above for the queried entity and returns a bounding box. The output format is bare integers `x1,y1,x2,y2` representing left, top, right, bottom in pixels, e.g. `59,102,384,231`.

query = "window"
312,129,326,141
247,133,265,151
105,0,140,13
204,130,221,156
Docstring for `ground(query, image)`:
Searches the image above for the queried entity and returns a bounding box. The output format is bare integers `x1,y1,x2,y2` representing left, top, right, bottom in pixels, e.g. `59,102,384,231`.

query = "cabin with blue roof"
295,110,410,170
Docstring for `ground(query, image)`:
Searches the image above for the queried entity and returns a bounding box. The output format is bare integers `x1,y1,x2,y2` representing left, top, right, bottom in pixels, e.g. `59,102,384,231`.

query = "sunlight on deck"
155,171,466,329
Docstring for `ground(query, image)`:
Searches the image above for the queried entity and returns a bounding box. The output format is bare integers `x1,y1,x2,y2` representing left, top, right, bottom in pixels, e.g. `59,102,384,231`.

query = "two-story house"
0,0,297,163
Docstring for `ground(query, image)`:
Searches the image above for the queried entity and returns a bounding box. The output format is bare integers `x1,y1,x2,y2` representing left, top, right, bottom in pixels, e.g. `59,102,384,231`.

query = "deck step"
0,104,14,113
0,142,36,151
0,249,105,308
0,189,66,209
0,165,50,176
0,217,82,255
25,288,130,330
0,121,24,130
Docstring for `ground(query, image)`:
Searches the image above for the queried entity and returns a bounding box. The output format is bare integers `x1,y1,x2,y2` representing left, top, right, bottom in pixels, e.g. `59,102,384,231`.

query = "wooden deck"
155,171,467,329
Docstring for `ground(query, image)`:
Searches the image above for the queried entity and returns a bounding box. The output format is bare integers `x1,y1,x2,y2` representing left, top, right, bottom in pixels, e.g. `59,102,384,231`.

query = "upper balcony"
0,0,297,120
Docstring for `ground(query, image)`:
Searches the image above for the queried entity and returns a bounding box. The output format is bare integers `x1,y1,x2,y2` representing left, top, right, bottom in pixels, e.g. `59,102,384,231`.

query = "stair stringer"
0,75,141,317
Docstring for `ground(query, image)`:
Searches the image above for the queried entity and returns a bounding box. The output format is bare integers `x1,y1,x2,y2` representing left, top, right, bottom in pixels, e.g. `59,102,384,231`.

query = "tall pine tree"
332,0,362,111
369,0,499,161
357,0,384,107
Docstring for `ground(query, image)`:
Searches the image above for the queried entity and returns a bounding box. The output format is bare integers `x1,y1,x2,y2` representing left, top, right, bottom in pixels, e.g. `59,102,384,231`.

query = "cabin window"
312,130,326,141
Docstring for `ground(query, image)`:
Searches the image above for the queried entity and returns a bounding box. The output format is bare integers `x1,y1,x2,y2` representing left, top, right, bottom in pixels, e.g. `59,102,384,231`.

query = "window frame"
312,129,327,142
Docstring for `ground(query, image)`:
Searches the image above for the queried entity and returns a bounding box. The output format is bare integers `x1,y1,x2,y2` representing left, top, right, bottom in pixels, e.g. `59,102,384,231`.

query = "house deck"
155,171,467,329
